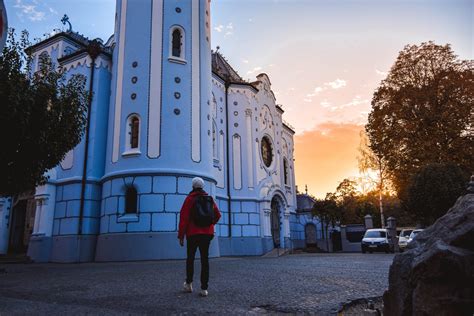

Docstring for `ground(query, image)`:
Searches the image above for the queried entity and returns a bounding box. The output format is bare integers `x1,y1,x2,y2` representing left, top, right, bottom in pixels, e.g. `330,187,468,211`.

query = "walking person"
178,177,221,297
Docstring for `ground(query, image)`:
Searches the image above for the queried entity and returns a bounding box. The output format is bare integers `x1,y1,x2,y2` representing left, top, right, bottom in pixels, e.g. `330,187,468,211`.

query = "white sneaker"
183,282,193,293
199,289,208,297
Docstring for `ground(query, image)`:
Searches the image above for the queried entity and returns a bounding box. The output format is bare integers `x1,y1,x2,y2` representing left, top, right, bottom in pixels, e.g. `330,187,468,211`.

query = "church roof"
296,194,316,213
212,51,247,84
27,31,91,53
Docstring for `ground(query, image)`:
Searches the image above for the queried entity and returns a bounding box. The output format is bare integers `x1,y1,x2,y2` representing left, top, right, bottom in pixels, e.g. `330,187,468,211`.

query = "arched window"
130,116,139,149
123,114,141,156
283,158,289,185
172,28,182,58
125,186,138,214
169,26,185,61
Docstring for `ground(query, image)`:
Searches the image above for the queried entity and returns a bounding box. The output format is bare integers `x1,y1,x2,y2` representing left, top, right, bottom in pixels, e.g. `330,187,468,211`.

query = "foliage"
312,195,341,240
406,163,469,226
0,30,88,196
366,41,474,196
358,131,392,226
313,177,411,228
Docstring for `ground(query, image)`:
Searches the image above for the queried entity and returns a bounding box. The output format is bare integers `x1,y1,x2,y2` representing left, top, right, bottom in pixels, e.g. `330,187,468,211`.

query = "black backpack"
191,195,215,227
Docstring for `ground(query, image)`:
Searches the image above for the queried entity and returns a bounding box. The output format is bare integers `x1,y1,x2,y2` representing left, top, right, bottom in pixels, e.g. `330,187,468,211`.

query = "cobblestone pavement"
0,253,394,315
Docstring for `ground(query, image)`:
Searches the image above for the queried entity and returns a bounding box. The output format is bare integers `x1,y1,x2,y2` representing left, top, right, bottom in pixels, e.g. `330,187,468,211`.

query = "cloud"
375,68,388,76
306,86,324,97
329,96,369,111
247,66,262,75
14,0,46,21
294,122,364,198
320,100,331,108
218,23,234,37
303,98,313,103
49,7,58,15
325,78,347,89
241,59,249,64
305,79,348,98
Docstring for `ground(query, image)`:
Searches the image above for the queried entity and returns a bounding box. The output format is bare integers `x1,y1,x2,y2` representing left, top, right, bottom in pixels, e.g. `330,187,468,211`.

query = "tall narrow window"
125,187,138,214
130,116,139,149
212,122,217,159
283,159,289,185
172,28,182,58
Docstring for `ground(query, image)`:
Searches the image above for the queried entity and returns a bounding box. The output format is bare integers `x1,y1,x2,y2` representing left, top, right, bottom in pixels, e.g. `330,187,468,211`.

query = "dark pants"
186,234,213,290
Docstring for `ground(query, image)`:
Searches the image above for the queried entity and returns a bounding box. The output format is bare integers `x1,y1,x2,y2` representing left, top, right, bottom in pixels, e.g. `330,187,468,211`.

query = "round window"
261,136,273,167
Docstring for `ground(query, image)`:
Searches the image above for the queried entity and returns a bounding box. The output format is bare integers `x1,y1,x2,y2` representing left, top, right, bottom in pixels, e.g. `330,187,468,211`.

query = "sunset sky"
7,0,473,197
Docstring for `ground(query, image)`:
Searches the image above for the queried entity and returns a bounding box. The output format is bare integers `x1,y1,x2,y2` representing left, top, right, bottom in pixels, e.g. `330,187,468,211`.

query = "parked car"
398,229,414,252
407,229,424,244
361,229,393,253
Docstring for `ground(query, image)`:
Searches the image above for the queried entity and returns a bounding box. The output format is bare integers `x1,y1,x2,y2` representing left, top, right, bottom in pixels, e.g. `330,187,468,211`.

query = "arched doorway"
305,224,317,247
270,197,281,248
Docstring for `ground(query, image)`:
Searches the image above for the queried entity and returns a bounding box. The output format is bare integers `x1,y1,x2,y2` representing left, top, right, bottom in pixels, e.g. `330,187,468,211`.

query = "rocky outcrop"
383,178,474,315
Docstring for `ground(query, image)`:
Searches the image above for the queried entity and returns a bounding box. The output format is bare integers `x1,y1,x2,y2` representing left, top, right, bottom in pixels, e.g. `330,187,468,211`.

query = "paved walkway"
0,253,394,315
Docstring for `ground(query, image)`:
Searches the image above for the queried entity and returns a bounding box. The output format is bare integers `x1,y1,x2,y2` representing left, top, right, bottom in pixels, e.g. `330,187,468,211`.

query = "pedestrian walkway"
0,253,394,315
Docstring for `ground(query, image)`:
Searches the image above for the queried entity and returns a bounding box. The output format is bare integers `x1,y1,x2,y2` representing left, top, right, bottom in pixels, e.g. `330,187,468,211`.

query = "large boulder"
383,179,474,315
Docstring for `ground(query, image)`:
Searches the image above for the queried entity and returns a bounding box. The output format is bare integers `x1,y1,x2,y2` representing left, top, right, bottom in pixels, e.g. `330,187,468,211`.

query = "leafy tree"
358,131,392,226
334,178,360,224
0,30,88,196
406,163,469,226
366,41,474,196
312,195,341,244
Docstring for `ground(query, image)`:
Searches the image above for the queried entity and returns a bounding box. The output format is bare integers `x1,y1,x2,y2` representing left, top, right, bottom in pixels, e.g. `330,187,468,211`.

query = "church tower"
97,0,216,261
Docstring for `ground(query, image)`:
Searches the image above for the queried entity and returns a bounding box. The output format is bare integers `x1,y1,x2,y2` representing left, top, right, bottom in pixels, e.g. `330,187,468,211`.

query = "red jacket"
178,190,221,240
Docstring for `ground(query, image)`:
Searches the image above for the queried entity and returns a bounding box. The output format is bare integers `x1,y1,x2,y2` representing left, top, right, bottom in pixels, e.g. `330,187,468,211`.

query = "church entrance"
8,198,35,254
305,224,317,247
270,197,281,248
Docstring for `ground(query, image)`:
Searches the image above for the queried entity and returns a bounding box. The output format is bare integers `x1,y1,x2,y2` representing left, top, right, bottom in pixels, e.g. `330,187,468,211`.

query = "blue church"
0,0,316,262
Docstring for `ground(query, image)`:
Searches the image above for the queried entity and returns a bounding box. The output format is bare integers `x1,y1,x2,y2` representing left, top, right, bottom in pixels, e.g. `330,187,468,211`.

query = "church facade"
0,0,306,262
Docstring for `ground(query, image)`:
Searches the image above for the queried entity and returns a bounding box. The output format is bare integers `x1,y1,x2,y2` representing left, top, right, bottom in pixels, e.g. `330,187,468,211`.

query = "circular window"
261,136,273,167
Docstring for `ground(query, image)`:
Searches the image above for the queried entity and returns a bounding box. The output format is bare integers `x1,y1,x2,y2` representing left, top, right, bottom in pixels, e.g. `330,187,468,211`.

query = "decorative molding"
147,0,164,159
112,0,128,163
232,134,242,190
191,0,201,162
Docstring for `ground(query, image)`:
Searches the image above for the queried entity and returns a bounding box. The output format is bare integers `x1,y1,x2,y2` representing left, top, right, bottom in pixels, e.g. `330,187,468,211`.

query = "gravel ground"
0,253,394,315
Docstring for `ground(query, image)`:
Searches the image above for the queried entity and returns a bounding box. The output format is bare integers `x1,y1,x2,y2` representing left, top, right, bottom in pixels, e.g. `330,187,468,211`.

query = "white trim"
112,0,128,163
168,25,186,61
124,114,141,155
122,149,142,157
191,0,201,162
117,214,139,223
212,120,218,159
148,0,164,159
233,134,242,190
245,109,254,189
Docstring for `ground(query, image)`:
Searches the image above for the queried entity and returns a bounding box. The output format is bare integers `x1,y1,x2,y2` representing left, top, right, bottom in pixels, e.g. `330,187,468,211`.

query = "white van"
361,229,392,253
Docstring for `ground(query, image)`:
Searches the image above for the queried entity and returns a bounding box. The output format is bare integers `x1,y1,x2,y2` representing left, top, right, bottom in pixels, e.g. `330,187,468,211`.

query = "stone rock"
383,190,474,315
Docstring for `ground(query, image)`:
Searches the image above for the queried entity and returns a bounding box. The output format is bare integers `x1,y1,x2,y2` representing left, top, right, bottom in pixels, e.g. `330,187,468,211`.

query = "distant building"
292,193,325,249
0,0,303,262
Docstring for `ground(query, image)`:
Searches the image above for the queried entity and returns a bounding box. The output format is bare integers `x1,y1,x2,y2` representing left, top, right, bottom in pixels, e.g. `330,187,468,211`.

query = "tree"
0,30,88,196
312,195,341,246
366,41,474,196
358,131,391,227
406,163,469,226
334,178,360,224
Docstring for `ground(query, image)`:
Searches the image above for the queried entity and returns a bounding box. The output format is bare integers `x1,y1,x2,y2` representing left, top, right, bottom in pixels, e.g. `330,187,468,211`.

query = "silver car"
407,229,424,244
398,229,414,252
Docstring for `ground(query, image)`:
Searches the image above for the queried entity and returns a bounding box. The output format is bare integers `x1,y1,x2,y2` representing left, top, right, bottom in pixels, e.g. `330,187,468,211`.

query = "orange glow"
294,122,364,198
